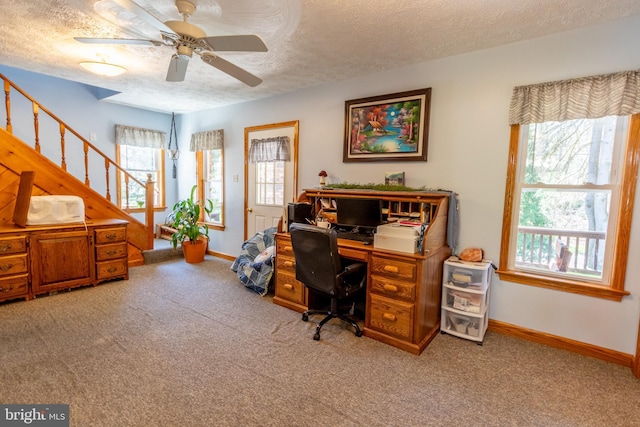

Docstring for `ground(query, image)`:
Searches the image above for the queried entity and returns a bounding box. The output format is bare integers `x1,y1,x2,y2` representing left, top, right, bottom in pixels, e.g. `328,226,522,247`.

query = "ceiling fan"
75,0,267,86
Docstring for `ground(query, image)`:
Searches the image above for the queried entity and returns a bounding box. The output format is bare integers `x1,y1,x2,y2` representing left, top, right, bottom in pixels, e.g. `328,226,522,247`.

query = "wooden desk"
273,188,451,355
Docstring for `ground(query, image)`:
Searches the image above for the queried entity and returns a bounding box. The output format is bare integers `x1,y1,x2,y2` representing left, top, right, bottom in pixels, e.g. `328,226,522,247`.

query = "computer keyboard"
335,230,373,244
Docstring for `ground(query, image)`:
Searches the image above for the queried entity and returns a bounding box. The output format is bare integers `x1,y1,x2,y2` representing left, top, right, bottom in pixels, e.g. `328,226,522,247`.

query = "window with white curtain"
192,129,225,227
115,124,166,210
499,70,640,301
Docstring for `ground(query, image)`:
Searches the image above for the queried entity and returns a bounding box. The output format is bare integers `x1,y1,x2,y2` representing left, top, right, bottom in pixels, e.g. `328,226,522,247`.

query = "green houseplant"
166,185,213,263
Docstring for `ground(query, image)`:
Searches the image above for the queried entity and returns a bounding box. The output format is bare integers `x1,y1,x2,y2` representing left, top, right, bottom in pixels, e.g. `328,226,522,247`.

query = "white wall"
182,15,640,354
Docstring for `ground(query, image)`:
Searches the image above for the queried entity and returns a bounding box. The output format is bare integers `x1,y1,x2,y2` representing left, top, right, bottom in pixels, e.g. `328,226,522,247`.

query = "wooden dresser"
0,219,128,303
274,188,451,355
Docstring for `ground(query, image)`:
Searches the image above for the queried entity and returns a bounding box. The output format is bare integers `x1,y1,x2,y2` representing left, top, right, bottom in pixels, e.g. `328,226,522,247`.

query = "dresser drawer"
96,242,127,261
0,274,29,299
0,254,28,277
95,227,126,244
368,294,414,340
0,236,27,255
371,255,417,281
96,259,127,280
275,270,305,305
370,276,416,302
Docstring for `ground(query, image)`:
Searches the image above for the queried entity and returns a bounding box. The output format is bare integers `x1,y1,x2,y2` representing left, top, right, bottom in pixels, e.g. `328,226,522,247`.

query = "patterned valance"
190,129,224,151
509,70,640,125
249,136,290,162
115,124,166,148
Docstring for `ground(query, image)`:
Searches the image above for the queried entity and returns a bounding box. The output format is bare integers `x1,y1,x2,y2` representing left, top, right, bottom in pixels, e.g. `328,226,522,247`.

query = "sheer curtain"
248,136,290,162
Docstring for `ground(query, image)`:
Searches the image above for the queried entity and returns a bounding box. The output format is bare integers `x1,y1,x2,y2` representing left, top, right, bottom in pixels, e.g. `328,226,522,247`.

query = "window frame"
196,149,225,231
498,114,640,301
115,144,166,212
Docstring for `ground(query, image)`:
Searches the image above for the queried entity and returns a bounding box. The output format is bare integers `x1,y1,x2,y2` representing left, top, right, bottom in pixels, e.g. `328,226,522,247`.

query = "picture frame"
385,172,405,186
343,88,431,162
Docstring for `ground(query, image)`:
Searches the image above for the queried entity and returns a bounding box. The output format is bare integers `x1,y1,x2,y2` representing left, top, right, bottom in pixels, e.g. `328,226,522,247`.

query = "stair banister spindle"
59,123,67,171
104,158,111,201
124,174,130,210
83,140,90,185
3,79,11,134
33,102,40,152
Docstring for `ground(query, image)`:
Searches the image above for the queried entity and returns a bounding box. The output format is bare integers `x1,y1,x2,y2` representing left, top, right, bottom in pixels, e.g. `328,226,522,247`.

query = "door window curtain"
190,129,224,151
115,124,166,148
509,69,640,125
249,136,290,162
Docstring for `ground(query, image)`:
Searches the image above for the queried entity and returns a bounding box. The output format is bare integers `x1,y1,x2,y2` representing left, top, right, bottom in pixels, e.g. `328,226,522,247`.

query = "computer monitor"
335,198,383,228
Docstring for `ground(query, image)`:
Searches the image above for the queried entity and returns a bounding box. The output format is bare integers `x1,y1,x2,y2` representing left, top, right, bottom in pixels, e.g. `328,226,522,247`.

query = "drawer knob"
383,284,398,293
106,233,117,240
0,244,12,253
383,265,399,273
283,283,294,291
0,285,14,293
106,250,118,255
283,261,294,268
107,267,118,273
0,263,14,272
382,313,397,322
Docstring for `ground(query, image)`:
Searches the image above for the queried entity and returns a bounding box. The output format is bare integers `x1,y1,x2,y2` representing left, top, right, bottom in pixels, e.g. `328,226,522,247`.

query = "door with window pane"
244,121,299,239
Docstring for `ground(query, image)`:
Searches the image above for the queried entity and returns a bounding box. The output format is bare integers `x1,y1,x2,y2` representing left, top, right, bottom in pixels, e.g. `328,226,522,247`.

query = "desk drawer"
0,254,28,277
371,255,417,281
0,274,29,299
276,237,294,258
368,294,414,341
275,270,305,305
0,236,27,255
370,276,416,302
276,254,296,272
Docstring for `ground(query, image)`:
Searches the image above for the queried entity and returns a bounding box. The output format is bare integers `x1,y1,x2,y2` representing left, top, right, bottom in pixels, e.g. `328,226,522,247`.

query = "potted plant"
166,185,213,263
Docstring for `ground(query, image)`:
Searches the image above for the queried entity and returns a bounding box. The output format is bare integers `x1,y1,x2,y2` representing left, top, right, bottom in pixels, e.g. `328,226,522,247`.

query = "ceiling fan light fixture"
79,60,127,77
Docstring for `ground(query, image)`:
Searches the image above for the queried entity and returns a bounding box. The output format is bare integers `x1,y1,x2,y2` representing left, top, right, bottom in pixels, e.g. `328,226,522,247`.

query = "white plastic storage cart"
441,256,492,344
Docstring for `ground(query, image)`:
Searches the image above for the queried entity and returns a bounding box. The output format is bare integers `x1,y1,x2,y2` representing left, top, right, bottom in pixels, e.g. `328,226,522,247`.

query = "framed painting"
343,88,431,162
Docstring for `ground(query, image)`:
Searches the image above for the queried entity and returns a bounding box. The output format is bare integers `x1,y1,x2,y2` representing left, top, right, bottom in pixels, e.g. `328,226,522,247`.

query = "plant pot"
182,238,207,263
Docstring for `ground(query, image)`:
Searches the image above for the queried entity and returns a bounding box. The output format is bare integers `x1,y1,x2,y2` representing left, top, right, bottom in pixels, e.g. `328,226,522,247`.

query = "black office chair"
289,223,366,340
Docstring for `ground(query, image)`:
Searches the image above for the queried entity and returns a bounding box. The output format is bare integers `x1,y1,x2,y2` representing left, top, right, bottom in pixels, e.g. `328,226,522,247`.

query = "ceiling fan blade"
111,0,176,36
201,54,262,87
201,35,268,52
166,55,189,82
74,37,160,46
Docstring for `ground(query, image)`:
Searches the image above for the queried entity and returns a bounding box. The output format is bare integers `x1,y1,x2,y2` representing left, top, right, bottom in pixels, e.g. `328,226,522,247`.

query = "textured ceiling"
1,0,639,114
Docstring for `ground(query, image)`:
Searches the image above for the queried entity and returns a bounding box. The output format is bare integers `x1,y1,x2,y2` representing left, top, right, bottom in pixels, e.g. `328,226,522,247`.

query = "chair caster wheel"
355,330,363,337
313,332,320,340
302,313,309,321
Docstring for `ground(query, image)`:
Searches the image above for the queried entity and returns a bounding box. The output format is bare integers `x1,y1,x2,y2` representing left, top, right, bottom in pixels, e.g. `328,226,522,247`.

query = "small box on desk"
373,223,420,253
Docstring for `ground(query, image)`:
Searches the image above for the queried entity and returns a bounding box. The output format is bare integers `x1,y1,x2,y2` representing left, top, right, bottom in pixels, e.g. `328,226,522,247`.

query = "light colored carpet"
1,256,639,426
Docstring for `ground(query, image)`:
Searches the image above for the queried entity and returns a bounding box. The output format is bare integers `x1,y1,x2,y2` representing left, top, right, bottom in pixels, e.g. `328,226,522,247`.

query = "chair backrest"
289,223,342,296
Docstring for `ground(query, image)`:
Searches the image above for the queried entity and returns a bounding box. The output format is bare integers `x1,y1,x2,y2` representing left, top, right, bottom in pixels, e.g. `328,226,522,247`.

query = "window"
192,129,225,228
255,160,285,206
499,71,640,301
248,135,289,206
115,125,166,210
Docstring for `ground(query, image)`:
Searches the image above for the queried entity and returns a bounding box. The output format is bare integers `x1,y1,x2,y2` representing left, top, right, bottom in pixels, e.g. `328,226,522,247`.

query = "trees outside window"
116,144,165,210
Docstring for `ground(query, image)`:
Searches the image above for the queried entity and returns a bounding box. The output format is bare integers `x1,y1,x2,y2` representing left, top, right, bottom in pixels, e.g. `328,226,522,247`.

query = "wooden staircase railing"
0,73,154,249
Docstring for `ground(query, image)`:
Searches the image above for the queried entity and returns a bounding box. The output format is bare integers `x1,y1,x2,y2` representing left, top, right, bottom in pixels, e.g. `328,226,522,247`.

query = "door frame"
243,120,299,240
